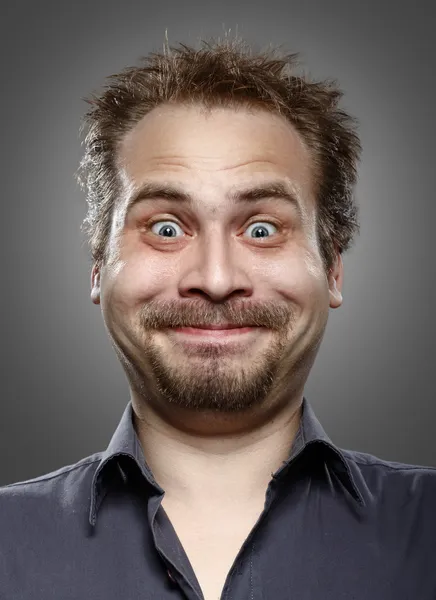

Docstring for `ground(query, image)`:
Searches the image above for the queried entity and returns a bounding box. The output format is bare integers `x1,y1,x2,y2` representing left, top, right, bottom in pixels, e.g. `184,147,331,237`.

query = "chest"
161,499,265,600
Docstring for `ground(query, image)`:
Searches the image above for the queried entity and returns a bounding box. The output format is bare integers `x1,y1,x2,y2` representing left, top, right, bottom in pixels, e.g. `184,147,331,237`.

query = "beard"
105,297,324,415
134,330,287,413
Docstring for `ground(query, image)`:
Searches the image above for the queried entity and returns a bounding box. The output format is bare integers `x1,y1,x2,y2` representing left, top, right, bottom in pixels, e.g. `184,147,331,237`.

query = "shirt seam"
3,454,434,490
250,540,255,600
350,459,436,472
1,457,102,488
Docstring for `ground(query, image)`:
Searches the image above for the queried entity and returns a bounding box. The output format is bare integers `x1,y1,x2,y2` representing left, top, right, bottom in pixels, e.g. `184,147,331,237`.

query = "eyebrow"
124,179,304,219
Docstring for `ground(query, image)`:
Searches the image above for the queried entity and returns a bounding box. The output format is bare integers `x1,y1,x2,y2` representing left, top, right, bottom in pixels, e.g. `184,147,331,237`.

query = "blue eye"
244,221,278,239
149,220,278,239
150,221,184,238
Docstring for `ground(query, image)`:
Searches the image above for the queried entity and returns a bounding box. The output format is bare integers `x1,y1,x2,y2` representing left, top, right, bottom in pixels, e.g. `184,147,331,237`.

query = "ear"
90,264,101,305
328,252,343,309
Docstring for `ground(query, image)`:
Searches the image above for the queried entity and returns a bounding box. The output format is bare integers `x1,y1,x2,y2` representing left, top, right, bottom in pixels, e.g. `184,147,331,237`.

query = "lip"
172,326,256,337
177,324,252,330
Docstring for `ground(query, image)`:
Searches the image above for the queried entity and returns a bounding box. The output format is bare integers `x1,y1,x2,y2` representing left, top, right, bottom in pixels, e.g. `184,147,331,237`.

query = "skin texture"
90,103,343,507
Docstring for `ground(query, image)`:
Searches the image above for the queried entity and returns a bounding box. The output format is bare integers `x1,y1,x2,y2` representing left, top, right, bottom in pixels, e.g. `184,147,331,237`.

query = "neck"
131,393,303,507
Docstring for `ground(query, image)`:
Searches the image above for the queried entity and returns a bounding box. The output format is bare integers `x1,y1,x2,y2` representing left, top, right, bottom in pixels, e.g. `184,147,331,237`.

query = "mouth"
168,325,259,340
176,324,254,330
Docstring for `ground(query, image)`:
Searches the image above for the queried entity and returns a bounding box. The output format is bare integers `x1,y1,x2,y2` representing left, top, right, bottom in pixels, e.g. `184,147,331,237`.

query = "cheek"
107,255,174,309
265,251,328,306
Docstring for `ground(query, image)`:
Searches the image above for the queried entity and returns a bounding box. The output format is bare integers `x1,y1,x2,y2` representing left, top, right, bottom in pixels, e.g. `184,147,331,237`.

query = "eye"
149,220,184,238
148,219,279,239
244,221,278,239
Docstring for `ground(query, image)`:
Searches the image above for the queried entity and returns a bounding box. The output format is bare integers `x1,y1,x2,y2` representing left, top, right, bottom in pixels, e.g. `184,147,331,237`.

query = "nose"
177,231,254,303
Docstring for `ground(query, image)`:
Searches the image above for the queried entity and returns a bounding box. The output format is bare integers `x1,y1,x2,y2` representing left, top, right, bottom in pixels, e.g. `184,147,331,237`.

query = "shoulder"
342,446,436,475
0,453,102,518
341,447,436,510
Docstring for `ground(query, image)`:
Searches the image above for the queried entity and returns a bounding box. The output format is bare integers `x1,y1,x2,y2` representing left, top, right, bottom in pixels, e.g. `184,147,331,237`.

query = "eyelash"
142,216,282,239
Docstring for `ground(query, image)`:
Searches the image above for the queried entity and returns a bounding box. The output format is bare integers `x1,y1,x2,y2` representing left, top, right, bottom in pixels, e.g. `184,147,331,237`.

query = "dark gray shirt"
1,397,435,599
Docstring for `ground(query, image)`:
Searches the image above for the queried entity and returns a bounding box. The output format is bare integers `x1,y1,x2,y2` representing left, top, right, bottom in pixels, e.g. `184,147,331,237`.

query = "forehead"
116,104,315,213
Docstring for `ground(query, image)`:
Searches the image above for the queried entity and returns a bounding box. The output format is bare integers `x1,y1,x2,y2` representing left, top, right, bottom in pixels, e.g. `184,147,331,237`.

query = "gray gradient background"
1,1,435,486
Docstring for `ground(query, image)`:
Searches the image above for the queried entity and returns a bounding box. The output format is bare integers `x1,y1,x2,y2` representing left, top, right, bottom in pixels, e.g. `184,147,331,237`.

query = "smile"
171,326,256,338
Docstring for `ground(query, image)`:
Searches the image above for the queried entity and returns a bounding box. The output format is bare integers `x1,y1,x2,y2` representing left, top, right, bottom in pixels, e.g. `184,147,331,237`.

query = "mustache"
138,298,294,330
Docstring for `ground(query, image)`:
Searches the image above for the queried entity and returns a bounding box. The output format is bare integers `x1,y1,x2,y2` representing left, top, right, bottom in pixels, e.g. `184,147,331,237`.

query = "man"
1,33,435,600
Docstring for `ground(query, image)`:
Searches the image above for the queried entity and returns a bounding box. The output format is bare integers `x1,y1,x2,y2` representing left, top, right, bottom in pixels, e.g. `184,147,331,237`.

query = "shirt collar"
89,397,366,526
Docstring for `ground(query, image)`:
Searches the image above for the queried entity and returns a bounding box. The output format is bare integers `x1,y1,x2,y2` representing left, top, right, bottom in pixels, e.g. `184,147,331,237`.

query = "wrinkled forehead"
115,103,317,219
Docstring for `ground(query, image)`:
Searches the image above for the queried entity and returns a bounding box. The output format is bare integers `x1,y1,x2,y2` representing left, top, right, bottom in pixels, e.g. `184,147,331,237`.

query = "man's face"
91,104,343,418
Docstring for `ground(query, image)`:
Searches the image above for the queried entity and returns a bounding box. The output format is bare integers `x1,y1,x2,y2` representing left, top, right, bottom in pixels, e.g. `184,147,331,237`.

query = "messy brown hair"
77,32,361,273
